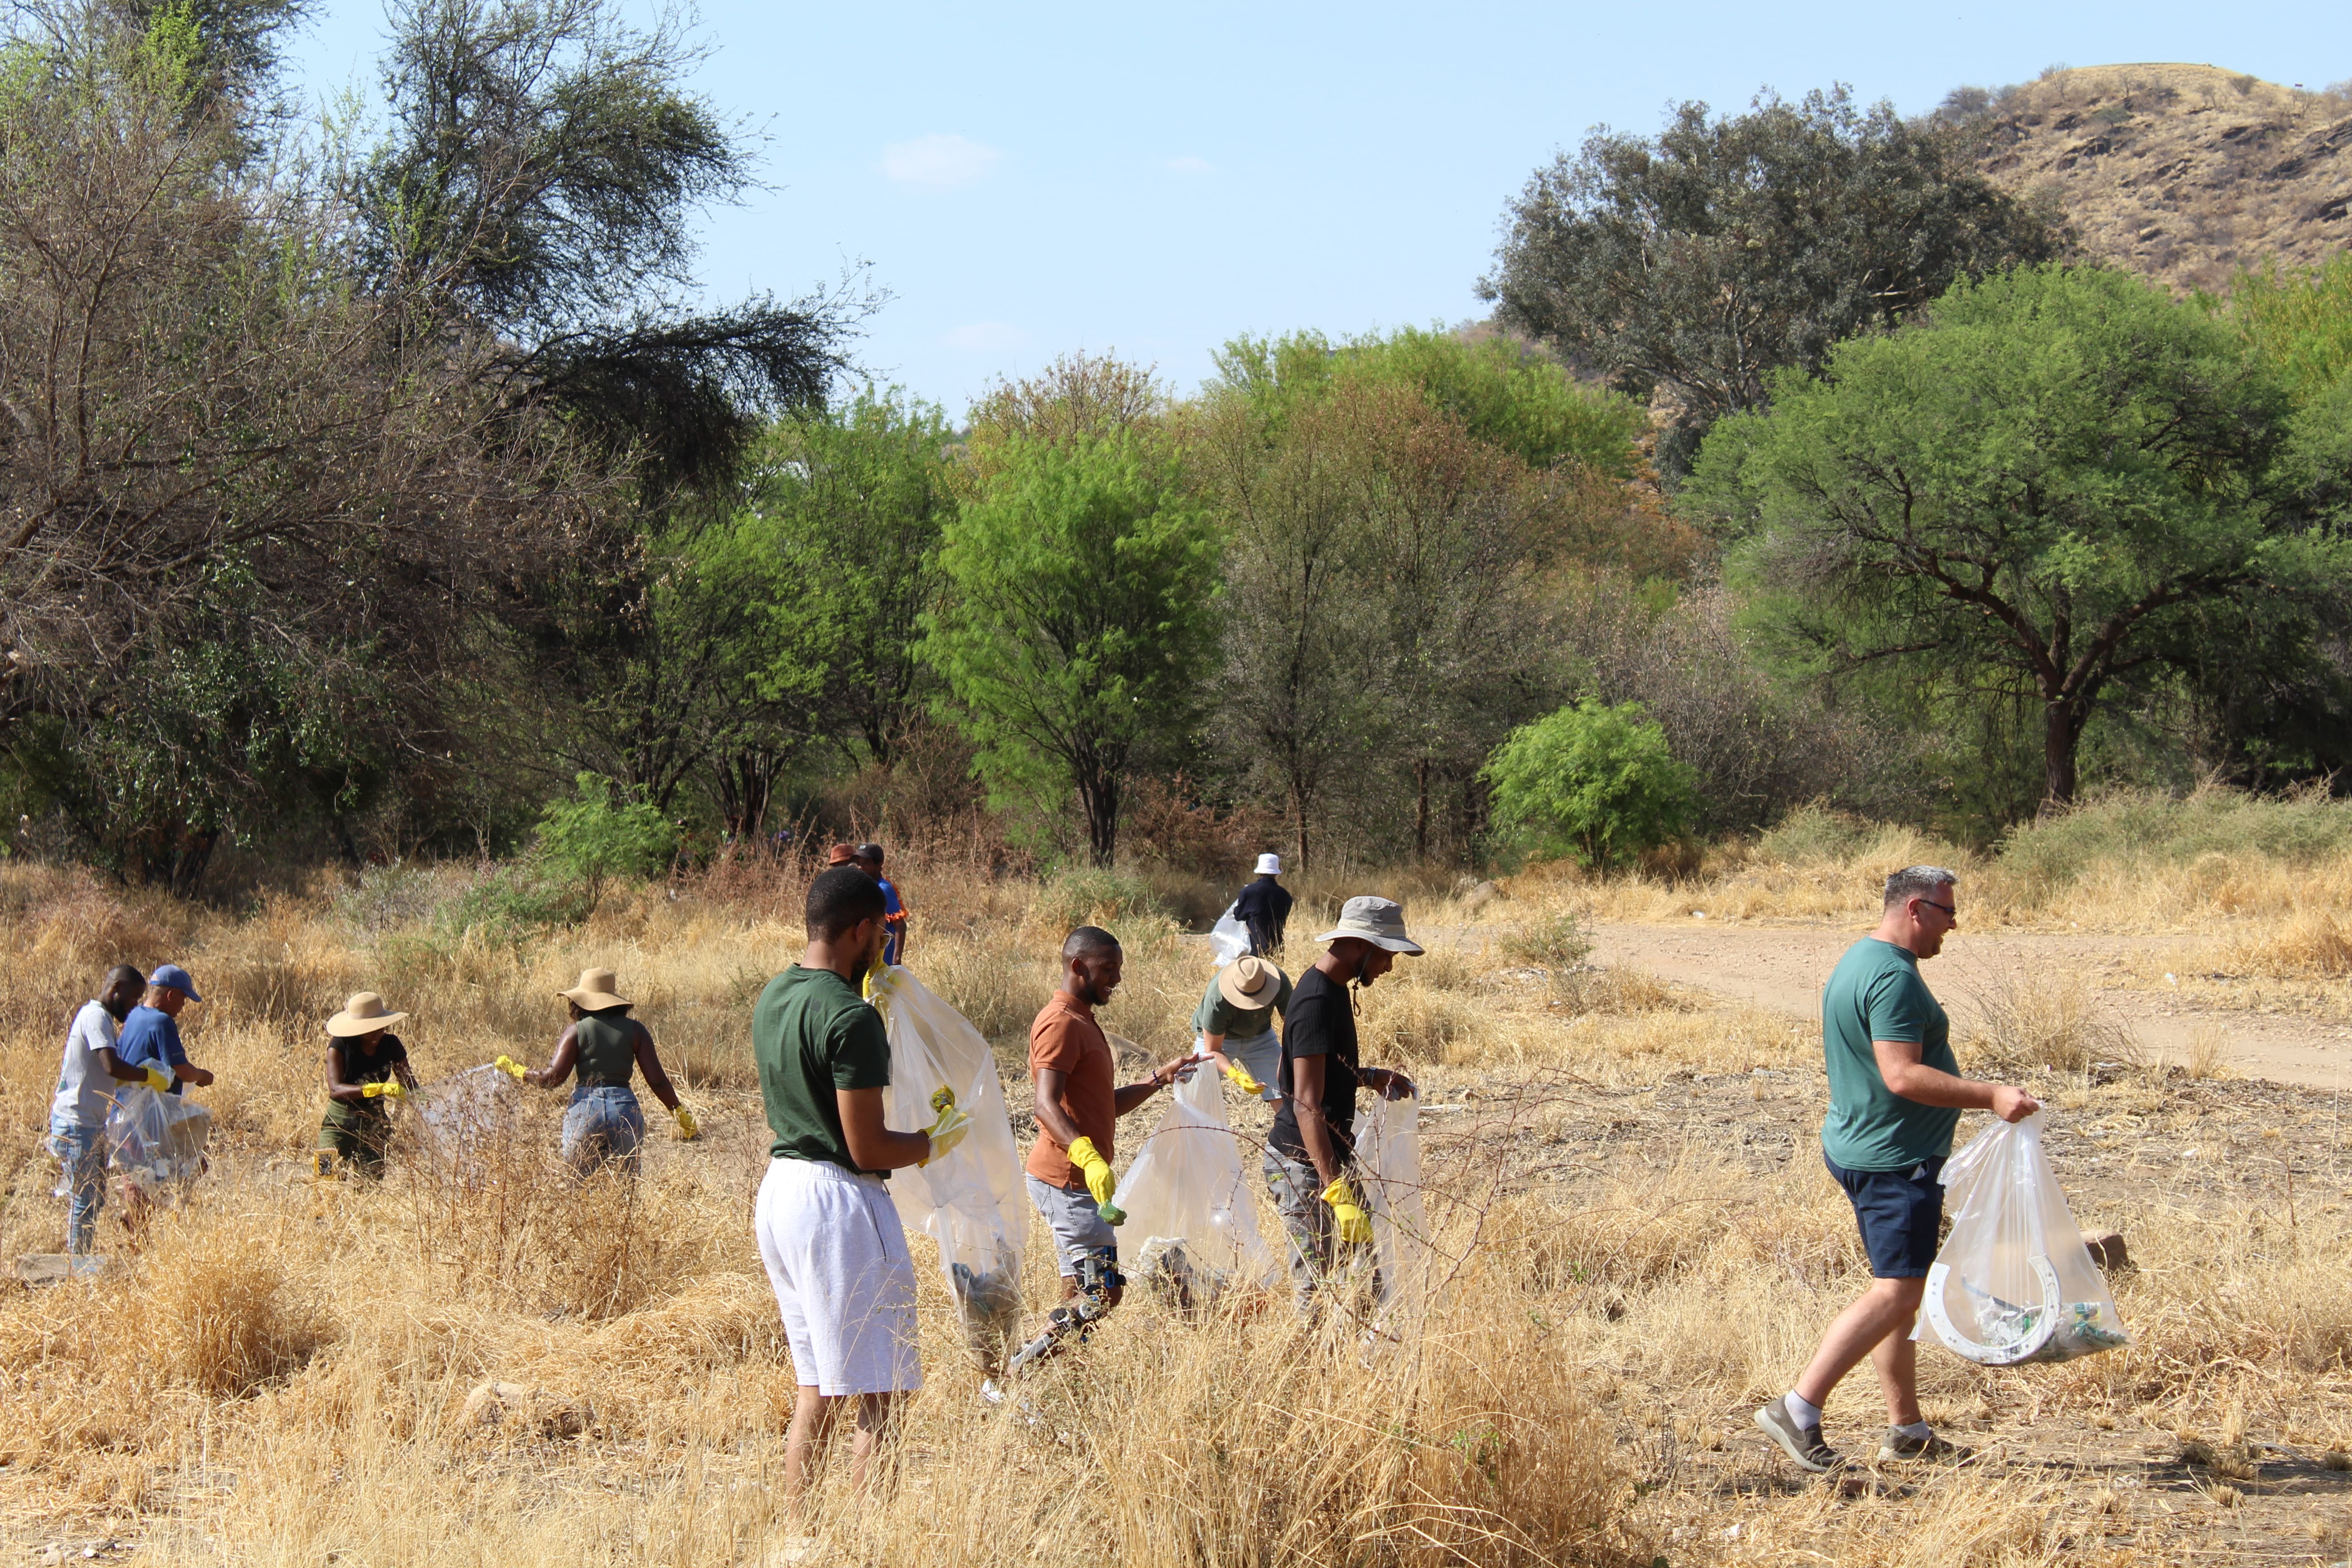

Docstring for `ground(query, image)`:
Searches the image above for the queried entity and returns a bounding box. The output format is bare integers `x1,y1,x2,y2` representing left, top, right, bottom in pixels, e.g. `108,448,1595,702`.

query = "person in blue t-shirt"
852,843,908,966
113,965,216,1098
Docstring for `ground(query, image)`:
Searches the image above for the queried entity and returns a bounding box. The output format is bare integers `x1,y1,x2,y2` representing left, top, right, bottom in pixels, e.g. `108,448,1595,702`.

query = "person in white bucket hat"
1263,895,1419,1315
1231,852,1293,957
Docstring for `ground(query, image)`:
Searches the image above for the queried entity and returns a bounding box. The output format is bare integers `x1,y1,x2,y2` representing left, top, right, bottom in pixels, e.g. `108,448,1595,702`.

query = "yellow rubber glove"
142,1065,174,1094
1222,1061,1265,1097
919,1103,970,1167
492,1055,525,1079
360,1079,404,1099
1066,1136,1123,1225
1322,1177,1375,1247
672,1105,699,1140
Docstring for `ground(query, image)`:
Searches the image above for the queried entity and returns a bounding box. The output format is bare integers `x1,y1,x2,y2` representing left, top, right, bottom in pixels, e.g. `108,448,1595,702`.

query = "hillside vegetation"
1957,63,2352,293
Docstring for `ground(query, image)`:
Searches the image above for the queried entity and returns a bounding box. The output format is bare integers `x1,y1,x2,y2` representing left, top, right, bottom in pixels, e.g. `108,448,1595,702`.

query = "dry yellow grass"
1,848,2347,1565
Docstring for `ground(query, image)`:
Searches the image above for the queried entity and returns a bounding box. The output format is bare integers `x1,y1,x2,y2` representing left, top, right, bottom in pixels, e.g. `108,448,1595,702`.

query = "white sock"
1895,1419,1932,1439
1784,1391,1823,1429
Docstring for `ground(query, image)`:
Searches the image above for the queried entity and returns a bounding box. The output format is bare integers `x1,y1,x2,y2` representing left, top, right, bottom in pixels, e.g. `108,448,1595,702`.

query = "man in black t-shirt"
1265,895,1419,1314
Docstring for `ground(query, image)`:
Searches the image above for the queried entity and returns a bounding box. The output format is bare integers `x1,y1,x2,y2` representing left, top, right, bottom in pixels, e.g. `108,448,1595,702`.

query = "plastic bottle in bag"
865,964,1027,1372
1916,1111,2130,1365
1352,1090,1431,1315
1108,1064,1279,1308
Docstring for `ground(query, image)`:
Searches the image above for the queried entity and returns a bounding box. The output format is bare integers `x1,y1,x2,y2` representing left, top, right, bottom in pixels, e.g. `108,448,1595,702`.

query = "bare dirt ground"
1588,921,2352,1092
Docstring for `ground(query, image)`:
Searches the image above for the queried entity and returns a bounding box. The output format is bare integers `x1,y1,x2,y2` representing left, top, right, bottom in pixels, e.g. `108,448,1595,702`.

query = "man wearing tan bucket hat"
1189,955,1290,1102
1265,896,1419,1315
498,969,696,1174
316,992,420,1180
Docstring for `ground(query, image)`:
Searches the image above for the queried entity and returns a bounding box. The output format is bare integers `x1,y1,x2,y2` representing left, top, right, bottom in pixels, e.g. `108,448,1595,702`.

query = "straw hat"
327,991,408,1037
1216,955,1287,1013
558,968,631,1011
1314,895,1425,955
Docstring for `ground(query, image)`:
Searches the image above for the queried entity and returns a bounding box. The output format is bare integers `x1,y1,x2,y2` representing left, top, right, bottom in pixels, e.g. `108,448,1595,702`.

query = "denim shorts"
1825,1153,1945,1279
562,1085,645,1173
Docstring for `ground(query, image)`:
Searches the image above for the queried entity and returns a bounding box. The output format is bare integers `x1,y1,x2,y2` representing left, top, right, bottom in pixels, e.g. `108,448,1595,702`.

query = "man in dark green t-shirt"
752,867,966,1518
1756,867,2039,1476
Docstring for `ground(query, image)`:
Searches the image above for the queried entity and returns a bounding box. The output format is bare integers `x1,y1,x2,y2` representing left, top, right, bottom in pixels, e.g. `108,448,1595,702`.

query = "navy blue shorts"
1824,1153,1945,1279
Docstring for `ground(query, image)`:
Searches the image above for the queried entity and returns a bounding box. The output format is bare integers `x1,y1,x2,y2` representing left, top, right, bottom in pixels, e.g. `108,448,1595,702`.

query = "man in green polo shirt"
1755,866,2039,1475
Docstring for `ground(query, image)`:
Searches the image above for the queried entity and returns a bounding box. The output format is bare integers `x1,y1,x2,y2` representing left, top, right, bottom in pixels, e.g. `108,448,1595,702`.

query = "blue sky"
284,0,2350,416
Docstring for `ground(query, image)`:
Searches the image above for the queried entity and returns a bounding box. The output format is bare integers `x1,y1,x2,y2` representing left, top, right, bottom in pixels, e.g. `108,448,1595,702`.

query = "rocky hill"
1954,64,2350,293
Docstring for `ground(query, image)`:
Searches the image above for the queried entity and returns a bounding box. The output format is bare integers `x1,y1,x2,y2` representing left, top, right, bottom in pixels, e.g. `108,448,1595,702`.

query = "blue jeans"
562,1086,644,1175
47,1118,108,1254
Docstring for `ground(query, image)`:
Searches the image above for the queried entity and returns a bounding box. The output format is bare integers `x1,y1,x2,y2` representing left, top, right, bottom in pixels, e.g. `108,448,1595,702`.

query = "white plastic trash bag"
1208,902,1249,968
1916,1112,2129,1366
1110,1064,1279,1305
414,1064,524,1184
1354,1091,1432,1313
867,964,1027,1371
105,1085,212,1196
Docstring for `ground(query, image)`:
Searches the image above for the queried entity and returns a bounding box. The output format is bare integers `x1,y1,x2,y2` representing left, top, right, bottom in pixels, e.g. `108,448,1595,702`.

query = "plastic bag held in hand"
1108,1065,1279,1305
1353,1090,1431,1314
865,963,1027,1373
1915,1111,2130,1365
1207,902,1249,970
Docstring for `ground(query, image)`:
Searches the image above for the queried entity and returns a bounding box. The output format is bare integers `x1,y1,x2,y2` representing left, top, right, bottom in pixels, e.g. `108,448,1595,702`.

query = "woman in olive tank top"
511,968,696,1174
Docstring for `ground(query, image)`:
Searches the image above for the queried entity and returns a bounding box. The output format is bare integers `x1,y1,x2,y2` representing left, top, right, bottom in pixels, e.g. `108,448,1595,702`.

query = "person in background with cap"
1233,852,1293,957
850,843,909,965
111,965,214,1240
113,965,215,1098
1191,954,1290,1102
1265,897,1419,1316
47,965,150,1257
499,969,696,1174
316,992,421,1180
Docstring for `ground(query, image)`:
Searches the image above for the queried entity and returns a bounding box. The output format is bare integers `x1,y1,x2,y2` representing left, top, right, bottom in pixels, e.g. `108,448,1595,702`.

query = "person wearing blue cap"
113,965,215,1099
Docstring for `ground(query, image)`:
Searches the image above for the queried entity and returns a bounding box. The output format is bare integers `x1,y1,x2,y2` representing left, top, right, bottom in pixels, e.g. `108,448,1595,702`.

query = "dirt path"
1589,921,2352,1091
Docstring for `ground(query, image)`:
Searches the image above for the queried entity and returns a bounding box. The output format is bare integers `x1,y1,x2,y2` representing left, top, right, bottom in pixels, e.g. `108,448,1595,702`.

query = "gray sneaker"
1755,1396,1840,1473
1878,1426,1969,1462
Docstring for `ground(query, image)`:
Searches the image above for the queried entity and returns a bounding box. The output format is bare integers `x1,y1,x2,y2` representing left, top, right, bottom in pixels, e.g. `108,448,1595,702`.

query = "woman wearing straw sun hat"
500,969,696,1174
1189,955,1290,1102
316,992,420,1180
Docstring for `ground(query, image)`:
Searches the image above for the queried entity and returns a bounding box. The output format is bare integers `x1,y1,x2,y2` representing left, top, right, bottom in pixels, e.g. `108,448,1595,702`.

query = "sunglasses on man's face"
1917,898,1956,919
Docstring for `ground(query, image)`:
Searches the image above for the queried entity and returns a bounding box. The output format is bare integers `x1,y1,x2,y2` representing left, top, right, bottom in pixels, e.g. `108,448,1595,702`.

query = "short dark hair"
806,866,886,938
104,964,143,988
1063,925,1121,961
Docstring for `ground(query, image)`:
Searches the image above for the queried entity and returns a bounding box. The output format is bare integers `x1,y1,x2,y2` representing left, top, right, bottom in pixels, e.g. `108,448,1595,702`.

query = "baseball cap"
149,964,202,1002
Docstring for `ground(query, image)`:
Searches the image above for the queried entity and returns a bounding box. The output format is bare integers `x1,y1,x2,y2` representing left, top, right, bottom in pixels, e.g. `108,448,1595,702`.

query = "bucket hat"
1314,896,1424,956
825,843,857,867
558,968,631,1011
1216,955,1287,1013
1254,852,1282,875
327,991,409,1037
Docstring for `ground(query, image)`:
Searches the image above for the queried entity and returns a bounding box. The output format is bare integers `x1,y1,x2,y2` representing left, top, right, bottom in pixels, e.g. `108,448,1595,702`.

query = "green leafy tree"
535,771,676,910
1688,265,2346,811
921,432,1220,866
1480,86,2065,473
1482,699,1696,869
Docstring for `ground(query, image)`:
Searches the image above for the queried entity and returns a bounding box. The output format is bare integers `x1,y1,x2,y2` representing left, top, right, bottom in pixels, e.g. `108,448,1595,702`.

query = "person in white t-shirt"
48,966,153,1255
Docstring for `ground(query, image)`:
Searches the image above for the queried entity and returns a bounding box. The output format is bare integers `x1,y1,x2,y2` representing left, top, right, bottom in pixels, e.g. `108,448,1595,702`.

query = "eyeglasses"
1917,898,1956,919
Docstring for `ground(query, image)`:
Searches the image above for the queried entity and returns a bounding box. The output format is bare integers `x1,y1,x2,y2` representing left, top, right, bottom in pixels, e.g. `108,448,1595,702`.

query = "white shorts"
755,1157,923,1396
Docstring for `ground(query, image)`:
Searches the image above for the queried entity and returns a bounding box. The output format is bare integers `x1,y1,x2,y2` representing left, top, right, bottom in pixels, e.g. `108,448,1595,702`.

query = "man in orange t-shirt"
1016,926,1196,1363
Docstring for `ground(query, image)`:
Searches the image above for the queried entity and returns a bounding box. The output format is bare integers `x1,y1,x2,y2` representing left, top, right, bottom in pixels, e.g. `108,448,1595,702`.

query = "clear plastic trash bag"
414,1064,525,1185
105,1086,213,1197
867,964,1027,1372
1353,1090,1433,1314
1111,1063,1279,1306
1915,1111,2130,1365
1208,902,1249,968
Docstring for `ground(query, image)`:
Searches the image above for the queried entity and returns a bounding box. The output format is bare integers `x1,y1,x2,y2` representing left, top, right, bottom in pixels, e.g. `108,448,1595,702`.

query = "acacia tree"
1689,265,2342,811
921,431,1220,866
1480,87,2063,471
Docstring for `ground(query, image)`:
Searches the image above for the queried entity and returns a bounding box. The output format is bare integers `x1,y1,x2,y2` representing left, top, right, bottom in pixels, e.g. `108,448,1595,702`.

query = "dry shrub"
1962,965,2141,1075
2230,905,2352,978
143,1225,333,1396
